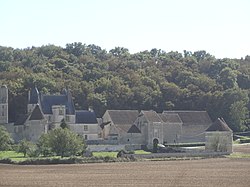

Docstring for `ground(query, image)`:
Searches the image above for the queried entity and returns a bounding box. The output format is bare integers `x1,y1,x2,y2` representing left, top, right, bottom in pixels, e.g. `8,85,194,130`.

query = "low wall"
87,144,126,152
129,152,230,159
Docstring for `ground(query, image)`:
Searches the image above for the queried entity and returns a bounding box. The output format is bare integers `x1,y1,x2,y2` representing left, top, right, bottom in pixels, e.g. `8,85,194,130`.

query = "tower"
27,87,40,113
0,85,8,124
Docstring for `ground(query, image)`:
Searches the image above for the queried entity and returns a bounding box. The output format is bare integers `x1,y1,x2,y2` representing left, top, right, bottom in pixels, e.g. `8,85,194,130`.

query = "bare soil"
233,143,250,154
0,157,250,187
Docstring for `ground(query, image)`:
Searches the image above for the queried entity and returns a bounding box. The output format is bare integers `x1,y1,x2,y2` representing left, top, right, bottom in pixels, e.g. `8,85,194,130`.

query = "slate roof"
29,87,39,104
14,105,45,125
14,114,30,126
40,94,75,115
159,113,183,124
142,111,162,123
106,110,139,133
163,111,212,125
75,110,98,124
29,105,45,120
127,124,141,133
206,118,232,132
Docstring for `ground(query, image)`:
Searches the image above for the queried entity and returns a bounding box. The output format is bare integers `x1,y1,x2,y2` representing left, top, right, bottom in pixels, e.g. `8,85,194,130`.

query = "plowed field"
1,158,250,187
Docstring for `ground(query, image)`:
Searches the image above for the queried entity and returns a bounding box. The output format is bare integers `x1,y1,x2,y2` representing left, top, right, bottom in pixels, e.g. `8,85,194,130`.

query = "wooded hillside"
0,43,249,131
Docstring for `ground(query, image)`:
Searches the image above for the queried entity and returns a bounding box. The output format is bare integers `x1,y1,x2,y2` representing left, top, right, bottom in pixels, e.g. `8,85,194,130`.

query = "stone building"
205,118,233,153
0,85,8,124
1,86,100,142
101,110,141,144
163,111,212,143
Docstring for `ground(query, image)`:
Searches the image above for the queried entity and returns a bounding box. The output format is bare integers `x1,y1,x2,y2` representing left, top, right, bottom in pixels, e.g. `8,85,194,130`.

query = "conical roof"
206,118,232,132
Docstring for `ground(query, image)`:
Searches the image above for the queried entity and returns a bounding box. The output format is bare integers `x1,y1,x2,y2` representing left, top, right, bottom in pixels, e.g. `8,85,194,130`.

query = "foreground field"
0,158,250,187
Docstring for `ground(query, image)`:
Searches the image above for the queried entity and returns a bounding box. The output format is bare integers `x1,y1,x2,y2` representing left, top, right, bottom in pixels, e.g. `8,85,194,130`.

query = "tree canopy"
0,44,249,132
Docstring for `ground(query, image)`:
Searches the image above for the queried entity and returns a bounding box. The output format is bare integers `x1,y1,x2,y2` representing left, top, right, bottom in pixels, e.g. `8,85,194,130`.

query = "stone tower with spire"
0,85,8,124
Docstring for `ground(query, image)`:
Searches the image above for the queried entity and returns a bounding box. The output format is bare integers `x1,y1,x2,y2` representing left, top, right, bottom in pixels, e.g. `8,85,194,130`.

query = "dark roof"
29,105,45,120
159,113,182,123
127,124,141,133
29,87,39,104
142,111,162,123
206,118,232,132
14,114,29,126
163,111,212,125
107,110,139,125
41,93,75,115
75,110,97,124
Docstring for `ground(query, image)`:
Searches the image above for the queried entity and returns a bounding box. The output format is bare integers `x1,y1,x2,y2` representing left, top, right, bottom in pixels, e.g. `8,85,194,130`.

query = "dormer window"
59,109,63,115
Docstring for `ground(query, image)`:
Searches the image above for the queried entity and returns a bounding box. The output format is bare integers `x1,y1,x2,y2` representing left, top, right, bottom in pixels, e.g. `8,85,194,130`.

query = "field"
0,158,250,186
0,144,250,187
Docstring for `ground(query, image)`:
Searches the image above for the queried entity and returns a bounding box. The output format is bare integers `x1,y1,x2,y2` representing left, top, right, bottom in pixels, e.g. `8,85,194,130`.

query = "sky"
1,0,249,59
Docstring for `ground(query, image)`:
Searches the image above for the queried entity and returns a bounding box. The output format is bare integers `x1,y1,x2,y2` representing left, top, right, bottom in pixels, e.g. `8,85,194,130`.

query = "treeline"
0,43,249,131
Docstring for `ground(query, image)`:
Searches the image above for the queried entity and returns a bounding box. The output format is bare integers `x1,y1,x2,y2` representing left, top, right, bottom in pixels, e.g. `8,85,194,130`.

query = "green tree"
37,133,51,157
0,126,14,151
229,101,249,131
48,128,85,158
60,119,69,129
18,139,35,157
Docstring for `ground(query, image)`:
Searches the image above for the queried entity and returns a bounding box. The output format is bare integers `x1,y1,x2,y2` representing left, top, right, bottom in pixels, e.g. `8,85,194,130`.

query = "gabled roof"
14,105,45,125
29,87,39,104
159,113,182,124
105,110,139,133
142,111,162,123
14,114,29,126
163,111,212,125
40,93,75,115
127,124,141,133
29,105,45,120
206,118,232,132
75,110,98,124
107,110,139,125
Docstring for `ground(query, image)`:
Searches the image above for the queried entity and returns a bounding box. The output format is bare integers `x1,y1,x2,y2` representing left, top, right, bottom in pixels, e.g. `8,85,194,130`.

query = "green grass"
92,152,118,158
0,151,26,162
134,150,151,154
227,152,250,158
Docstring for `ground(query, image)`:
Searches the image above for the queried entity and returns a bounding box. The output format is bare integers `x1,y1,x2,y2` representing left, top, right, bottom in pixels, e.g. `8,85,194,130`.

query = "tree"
18,139,35,157
37,133,51,157
48,128,85,157
60,119,69,129
229,101,249,131
0,126,14,151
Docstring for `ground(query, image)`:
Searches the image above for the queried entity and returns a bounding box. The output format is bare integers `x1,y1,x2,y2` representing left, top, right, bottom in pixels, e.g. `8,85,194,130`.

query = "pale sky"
1,0,249,58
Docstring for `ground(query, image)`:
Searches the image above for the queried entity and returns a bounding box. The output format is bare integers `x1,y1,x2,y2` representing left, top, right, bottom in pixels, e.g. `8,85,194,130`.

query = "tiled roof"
127,124,141,133
106,110,139,133
163,111,212,125
142,110,162,123
159,113,182,123
206,118,232,132
107,110,139,125
29,105,45,120
75,110,98,124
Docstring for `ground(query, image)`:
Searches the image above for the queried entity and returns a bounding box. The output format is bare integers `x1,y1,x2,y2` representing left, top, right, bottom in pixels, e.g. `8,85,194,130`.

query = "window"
84,125,88,131
59,109,63,115
48,116,51,121
66,116,70,122
2,111,4,116
84,135,88,140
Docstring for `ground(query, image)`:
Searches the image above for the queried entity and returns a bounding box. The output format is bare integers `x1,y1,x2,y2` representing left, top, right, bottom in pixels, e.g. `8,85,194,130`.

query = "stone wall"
205,131,233,153
163,122,182,144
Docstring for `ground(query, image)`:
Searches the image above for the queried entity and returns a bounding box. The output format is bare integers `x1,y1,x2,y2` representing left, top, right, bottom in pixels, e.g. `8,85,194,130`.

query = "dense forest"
0,43,249,132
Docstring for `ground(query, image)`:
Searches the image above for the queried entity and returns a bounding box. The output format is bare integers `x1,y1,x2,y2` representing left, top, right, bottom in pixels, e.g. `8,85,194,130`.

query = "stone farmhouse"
101,109,212,148
1,86,100,142
1,85,219,150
